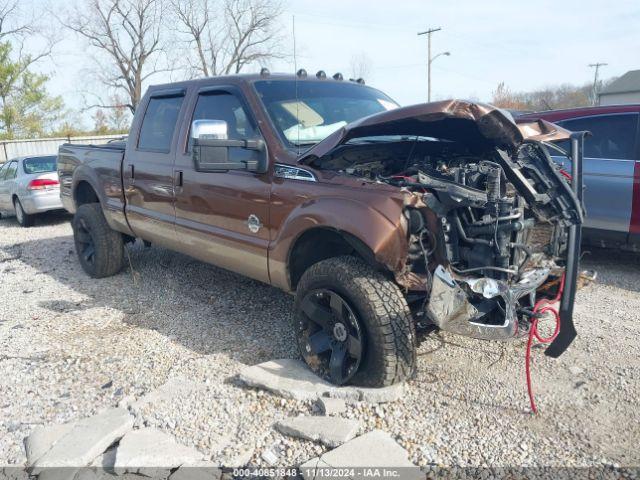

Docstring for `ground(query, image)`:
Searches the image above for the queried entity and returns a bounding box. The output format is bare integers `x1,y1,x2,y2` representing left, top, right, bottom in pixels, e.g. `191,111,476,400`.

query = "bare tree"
0,1,32,39
490,80,614,111
62,0,169,113
349,52,373,81
171,0,284,77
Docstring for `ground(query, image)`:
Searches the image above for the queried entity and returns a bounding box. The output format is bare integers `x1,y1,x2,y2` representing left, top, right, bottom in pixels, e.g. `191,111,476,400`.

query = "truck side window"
191,92,257,141
557,114,639,160
138,95,184,152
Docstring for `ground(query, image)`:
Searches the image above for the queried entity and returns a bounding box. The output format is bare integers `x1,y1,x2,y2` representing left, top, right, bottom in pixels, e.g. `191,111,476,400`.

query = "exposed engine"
313,136,582,340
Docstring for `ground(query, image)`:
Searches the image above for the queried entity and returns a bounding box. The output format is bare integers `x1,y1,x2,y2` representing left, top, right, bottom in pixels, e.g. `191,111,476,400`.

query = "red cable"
559,169,572,181
525,273,565,413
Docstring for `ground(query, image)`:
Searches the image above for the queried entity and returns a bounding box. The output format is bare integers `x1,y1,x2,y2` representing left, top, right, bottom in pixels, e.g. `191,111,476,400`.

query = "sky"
28,0,640,127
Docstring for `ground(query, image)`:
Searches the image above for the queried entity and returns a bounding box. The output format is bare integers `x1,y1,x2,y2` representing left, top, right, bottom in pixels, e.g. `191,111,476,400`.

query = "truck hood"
299,99,571,164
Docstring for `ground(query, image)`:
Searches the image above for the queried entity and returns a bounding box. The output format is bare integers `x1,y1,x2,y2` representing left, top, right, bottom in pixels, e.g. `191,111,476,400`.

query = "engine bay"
309,136,582,339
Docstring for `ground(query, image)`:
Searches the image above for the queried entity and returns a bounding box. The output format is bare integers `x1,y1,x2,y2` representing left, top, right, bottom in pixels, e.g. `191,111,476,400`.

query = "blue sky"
33,0,640,127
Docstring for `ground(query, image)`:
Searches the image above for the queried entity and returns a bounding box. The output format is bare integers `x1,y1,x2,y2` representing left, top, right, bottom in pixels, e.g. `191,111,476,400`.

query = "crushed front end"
398,137,583,350
301,100,585,355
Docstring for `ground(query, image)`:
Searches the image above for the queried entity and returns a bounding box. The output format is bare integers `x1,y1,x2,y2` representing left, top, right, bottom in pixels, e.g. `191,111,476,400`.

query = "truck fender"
268,196,409,291
70,166,134,236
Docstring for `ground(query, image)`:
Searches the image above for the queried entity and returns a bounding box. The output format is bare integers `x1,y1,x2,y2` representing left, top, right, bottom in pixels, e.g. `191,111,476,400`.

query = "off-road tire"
294,255,417,387
72,203,124,278
14,198,34,227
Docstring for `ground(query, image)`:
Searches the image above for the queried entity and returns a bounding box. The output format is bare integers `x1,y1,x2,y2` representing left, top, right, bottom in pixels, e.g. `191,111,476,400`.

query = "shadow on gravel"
0,210,71,228
4,233,298,365
580,247,640,294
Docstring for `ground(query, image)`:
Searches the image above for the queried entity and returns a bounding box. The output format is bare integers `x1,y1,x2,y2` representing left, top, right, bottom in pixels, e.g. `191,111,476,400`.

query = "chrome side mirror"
191,119,228,140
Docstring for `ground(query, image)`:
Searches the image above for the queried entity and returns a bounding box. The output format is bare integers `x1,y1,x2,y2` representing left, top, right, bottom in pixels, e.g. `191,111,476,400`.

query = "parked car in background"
0,155,63,227
518,105,640,249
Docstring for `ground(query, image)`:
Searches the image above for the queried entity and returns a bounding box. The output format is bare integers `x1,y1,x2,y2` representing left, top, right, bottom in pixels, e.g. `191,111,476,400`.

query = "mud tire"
294,255,417,387
72,203,124,278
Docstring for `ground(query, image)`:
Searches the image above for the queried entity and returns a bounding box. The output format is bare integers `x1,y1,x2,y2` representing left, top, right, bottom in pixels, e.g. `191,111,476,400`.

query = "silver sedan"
0,155,64,227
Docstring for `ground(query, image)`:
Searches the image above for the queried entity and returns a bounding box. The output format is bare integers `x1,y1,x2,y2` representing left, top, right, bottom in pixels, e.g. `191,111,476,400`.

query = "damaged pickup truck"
58,72,585,388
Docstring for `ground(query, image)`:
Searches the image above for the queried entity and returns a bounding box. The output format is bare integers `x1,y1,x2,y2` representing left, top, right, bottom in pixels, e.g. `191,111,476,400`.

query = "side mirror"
191,119,268,173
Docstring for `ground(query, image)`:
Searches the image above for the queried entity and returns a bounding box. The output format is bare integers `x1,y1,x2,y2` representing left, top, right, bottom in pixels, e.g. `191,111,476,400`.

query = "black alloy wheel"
298,288,364,385
75,217,96,267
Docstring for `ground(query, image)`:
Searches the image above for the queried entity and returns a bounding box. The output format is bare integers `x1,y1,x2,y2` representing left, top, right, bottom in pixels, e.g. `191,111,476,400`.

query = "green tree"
0,41,64,139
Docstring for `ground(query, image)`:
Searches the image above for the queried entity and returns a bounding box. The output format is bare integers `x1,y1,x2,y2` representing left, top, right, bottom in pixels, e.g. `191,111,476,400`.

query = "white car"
0,155,64,227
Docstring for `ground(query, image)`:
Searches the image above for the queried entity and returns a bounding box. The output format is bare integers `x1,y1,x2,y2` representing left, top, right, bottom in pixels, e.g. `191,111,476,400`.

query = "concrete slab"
275,416,359,448
238,359,404,403
24,422,76,466
316,397,347,416
300,430,422,480
30,409,134,473
114,428,204,476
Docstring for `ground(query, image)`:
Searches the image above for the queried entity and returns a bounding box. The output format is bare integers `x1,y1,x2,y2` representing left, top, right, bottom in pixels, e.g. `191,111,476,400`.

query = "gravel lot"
1,213,639,469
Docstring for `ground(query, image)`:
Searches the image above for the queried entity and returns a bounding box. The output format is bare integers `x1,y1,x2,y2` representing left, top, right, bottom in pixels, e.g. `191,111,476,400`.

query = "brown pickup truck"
58,71,586,388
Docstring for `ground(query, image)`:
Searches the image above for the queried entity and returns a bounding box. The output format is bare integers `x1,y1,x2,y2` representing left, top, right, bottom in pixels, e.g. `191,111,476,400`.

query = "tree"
0,42,64,139
91,96,130,134
491,79,617,112
349,52,373,81
171,0,284,77
62,0,169,114
0,2,63,139
92,109,109,134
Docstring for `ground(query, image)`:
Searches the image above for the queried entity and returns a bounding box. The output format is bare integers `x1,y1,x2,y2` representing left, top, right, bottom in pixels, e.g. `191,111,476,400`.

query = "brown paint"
58,74,569,294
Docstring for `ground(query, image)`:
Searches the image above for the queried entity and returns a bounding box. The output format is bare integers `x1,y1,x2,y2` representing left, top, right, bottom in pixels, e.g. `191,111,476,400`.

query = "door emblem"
247,214,262,233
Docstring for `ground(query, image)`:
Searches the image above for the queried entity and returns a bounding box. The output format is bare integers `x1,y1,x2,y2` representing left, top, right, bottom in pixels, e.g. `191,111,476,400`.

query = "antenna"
293,15,300,155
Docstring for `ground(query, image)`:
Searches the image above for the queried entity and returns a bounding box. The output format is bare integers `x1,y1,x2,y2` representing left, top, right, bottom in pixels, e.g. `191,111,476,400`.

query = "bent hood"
299,99,571,164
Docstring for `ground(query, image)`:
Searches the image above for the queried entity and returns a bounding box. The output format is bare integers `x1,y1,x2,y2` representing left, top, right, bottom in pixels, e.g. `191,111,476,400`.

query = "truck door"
172,86,270,284
123,89,186,248
555,113,639,236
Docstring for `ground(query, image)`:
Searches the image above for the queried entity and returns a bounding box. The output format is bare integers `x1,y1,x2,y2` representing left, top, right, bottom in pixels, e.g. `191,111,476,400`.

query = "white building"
598,69,640,105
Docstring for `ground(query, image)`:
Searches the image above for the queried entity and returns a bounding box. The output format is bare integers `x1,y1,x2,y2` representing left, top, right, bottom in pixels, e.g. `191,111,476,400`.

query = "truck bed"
58,142,131,234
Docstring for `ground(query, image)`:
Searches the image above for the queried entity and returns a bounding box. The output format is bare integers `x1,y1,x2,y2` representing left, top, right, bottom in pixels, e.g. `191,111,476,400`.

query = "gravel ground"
0,213,639,469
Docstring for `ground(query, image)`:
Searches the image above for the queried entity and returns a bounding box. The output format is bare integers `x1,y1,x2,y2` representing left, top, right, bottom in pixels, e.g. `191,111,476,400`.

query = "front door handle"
175,170,183,187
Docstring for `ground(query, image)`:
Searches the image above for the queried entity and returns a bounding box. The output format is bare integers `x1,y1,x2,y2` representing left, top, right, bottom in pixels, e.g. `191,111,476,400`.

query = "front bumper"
20,189,64,214
427,265,551,340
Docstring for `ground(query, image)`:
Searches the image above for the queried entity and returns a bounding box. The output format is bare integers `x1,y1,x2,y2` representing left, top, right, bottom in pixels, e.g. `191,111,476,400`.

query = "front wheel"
14,198,34,227
72,203,124,278
293,256,416,387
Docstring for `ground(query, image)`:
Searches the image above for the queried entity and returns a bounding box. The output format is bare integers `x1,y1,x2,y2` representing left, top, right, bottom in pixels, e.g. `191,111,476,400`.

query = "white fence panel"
0,135,126,163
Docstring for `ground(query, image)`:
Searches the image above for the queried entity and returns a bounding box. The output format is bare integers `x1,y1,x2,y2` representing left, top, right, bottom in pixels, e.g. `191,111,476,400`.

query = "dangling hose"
525,273,566,413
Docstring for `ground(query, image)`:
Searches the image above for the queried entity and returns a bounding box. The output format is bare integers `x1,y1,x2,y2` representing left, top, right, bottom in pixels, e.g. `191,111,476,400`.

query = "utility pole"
588,62,607,105
418,27,441,102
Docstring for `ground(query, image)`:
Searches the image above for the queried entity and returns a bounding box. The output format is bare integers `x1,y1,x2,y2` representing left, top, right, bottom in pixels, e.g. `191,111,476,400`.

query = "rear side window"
24,156,57,174
138,95,184,152
4,161,17,179
558,114,639,160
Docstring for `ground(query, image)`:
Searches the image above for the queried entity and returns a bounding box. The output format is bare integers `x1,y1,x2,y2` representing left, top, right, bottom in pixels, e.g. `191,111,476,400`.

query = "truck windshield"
23,156,57,174
254,80,398,147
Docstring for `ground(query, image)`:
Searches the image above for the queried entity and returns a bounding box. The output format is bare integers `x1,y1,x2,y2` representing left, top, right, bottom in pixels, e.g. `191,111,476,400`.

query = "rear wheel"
294,256,416,387
72,203,124,278
14,198,34,227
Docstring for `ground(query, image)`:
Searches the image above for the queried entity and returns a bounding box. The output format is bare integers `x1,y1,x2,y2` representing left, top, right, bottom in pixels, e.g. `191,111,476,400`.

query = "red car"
518,104,640,249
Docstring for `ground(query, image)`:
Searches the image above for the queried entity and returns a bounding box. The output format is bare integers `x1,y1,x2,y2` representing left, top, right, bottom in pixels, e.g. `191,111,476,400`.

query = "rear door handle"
175,170,183,187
